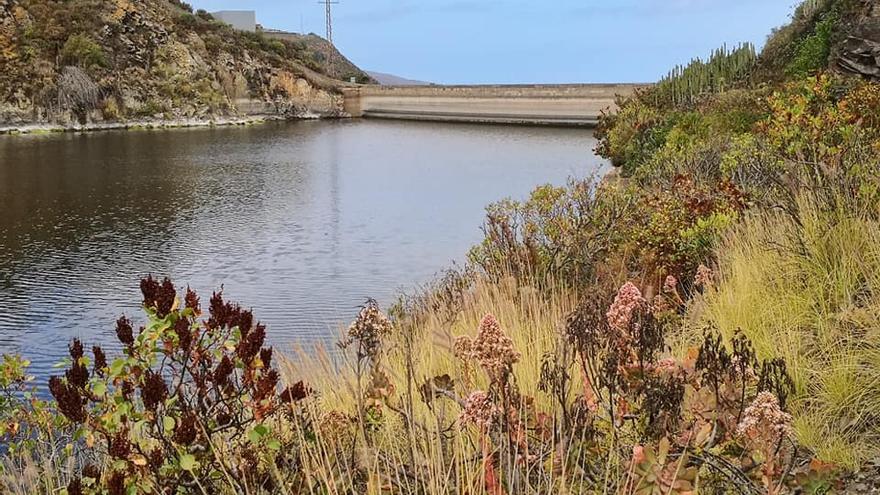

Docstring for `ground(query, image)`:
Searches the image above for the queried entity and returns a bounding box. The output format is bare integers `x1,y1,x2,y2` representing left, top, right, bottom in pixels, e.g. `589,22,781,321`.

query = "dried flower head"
65,339,89,389
470,314,520,382
107,471,126,495
254,369,280,403
213,355,234,386
662,275,678,294
318,410,351,441
109,429,131,459
345,299,394,359
736,391,793,449
459,390,498,430
173,412,198,445
260,347,273,368
694,264,714,289
173,317,192,352
82,464,101,481
67,477,83,495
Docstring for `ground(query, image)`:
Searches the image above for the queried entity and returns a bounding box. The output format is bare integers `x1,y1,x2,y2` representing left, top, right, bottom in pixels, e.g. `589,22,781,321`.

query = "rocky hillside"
259,29,374,84
756,0,879,81
0,0,365,126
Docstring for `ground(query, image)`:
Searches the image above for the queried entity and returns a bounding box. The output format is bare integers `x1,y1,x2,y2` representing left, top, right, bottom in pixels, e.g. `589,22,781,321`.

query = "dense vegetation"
2,0,880,493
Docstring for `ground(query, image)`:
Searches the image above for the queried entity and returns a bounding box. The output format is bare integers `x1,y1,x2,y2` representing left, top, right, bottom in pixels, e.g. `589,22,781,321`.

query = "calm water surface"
0,119,606,381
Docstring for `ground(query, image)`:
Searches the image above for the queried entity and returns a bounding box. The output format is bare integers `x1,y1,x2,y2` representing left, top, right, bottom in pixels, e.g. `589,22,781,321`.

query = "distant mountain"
367,71,432,86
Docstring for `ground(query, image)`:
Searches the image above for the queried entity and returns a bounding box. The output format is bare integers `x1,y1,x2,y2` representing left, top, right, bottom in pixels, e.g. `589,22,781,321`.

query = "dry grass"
279,276,582,493
687,195,880,468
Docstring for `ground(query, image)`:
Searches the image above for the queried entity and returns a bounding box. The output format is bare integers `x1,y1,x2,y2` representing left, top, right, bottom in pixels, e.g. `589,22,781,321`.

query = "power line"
318,0,339,44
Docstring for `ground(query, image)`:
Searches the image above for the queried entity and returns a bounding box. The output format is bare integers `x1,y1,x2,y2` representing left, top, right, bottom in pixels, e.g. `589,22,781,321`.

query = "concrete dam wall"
341,84,643,127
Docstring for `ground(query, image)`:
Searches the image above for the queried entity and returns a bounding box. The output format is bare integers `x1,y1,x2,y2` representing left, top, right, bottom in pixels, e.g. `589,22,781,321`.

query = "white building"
210,11,257,32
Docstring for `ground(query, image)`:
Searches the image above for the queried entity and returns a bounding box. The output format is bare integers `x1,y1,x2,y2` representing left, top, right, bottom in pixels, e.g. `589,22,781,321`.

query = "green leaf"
248,429,262,444
266,438,281,451
109,358,126,375
253,424,269,437
163,416,175,434
179,453,198,471
92,382,107,396
52,359,71,369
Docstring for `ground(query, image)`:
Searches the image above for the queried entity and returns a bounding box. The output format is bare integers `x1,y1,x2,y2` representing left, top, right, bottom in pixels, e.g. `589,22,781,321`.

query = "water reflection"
0,120,607,381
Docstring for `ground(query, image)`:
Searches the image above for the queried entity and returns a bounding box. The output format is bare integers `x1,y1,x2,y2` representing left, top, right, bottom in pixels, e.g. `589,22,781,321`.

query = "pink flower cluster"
459,390,498,430
453,335,474,361
459,314,521,382
736,392,793,449
606,282,647,332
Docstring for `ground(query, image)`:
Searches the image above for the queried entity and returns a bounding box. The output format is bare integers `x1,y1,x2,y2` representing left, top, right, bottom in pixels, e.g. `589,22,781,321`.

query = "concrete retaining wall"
342,84,643,127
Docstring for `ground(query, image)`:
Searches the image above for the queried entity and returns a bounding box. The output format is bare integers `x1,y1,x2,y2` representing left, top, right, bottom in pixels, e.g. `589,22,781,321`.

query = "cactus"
652,43,757,107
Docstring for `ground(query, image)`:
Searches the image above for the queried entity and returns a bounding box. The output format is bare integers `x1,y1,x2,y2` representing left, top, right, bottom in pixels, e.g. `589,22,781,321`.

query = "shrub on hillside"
60,34,107,70
467,178,635,286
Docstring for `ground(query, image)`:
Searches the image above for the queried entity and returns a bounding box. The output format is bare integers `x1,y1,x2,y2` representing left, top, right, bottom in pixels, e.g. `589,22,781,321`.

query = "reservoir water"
0,119,606,381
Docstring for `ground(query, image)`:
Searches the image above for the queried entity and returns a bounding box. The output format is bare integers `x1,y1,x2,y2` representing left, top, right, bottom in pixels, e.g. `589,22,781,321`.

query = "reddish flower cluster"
140,275,176,318
459,390,498,430
115,316,134,347
280,380,311,403
606,282,647,333
468,314,521,382
141,370,168,412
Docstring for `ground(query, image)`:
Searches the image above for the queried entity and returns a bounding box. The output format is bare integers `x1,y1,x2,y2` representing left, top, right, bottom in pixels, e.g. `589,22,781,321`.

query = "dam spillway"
341,84,643,127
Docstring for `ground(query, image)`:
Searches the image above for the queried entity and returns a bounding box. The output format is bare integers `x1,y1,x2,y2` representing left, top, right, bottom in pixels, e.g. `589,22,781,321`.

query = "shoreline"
0,114,331,136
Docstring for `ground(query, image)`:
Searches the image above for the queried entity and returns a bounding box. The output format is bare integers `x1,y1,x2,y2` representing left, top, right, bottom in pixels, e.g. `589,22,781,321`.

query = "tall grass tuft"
279,276,580,492
688,194,880,468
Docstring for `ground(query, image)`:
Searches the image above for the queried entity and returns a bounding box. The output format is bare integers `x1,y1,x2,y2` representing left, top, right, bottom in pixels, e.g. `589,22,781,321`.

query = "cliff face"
0,0,355,126
756,0,880,82
835,0,880,79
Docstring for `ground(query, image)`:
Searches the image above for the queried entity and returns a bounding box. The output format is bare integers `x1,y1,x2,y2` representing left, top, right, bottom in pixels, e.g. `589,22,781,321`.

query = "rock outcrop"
0,0,357,127
835,1,880,79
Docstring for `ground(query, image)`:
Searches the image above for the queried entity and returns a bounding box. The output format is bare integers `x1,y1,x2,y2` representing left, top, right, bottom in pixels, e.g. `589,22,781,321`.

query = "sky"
189,0,799,85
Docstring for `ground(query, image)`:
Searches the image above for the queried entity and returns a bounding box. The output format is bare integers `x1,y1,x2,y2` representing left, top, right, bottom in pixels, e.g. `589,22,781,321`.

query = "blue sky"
190,0,798,84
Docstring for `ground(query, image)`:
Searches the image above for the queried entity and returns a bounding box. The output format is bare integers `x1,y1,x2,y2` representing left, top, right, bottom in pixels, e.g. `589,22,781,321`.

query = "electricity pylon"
318,0,339,44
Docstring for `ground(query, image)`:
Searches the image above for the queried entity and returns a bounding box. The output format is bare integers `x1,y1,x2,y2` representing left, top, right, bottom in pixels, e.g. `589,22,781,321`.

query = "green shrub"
595,95,667,174
59,33,106,69
785,14,836,77
467,178,635,285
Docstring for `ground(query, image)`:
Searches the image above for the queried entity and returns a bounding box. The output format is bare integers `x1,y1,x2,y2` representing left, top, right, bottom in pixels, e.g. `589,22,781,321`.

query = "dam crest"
341,84,643,127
